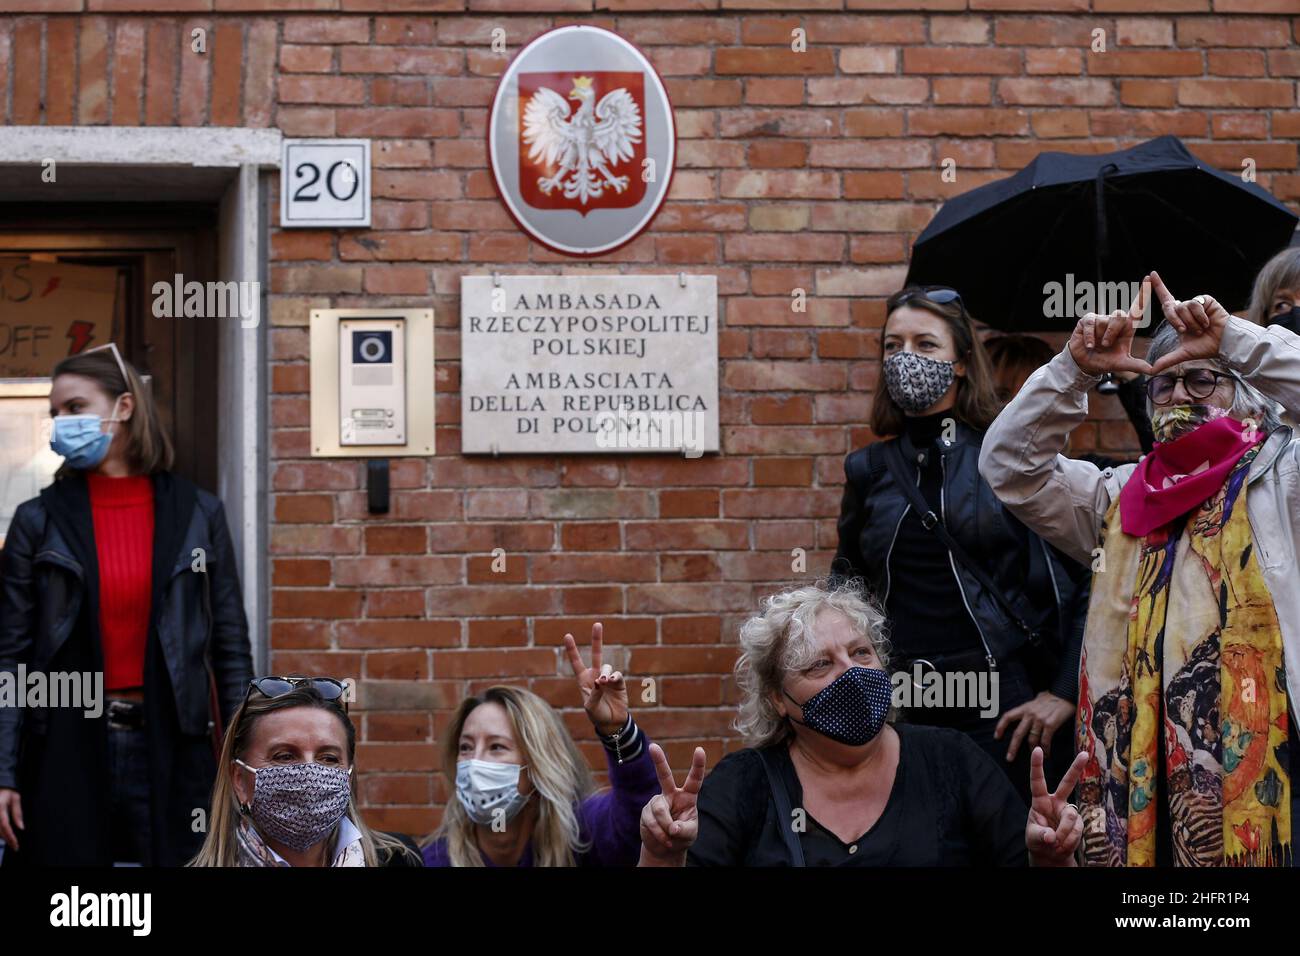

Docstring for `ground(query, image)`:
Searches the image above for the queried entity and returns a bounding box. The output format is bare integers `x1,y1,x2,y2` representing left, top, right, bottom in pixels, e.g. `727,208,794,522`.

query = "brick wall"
2,2,1297,836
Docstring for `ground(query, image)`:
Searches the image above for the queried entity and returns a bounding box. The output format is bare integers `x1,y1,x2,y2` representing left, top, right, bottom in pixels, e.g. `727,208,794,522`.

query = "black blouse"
687,724,1028,867
884,411,986,662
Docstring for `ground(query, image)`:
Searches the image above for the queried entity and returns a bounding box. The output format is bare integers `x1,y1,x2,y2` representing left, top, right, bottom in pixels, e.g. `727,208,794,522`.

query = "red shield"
517,71,647,215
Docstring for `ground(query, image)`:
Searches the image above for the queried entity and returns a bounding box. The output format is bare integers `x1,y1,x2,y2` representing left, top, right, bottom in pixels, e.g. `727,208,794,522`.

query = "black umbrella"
906,135,1298,334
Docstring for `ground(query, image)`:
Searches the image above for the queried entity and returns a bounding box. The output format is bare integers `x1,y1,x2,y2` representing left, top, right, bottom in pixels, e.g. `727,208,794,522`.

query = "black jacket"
0,471,253,865
830,422,1087,703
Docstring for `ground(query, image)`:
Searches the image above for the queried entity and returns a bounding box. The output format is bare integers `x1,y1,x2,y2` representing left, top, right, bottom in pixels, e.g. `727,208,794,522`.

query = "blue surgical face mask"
50,395,124,471
785,666,892,747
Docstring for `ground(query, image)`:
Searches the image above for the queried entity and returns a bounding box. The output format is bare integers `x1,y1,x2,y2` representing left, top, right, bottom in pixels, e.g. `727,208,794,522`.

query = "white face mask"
455,759,531,826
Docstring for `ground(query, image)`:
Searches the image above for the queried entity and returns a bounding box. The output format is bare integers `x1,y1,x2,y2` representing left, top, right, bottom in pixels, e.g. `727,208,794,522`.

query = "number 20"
292,160,360,203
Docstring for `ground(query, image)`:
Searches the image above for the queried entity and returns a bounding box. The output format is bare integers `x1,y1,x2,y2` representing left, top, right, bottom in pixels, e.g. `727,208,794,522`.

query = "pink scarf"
1119,414,1263,537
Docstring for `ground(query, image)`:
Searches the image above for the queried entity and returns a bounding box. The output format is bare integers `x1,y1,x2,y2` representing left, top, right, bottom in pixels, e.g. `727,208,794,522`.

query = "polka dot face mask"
784,667,892,747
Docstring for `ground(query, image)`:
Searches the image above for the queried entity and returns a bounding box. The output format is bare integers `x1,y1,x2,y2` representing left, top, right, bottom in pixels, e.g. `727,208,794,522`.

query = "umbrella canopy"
906,135,1298,333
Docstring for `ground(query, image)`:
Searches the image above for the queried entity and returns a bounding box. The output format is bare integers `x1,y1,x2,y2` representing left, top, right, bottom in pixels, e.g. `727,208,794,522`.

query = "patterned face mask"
883,350,957,414
1150,403,1231,444
235,759,353,851
455,759,532,826
784,667,893,747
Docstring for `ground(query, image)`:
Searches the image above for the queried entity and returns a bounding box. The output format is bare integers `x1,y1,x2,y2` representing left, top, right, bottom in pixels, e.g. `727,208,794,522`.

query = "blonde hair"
426,686,595,867
188,685,416,867
734,581,893,749
1246,246,1300,327
52,347,174,476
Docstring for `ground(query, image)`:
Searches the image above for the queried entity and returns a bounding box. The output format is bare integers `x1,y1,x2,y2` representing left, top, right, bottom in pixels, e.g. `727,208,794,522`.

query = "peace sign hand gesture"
563,622,629,737
1026,747,1087,867
1067,277,1154,378
1147,270,1232,375
639,743,707,866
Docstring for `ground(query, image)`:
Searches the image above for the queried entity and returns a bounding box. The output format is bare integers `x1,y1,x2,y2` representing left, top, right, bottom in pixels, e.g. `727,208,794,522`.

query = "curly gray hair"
733,581,892,749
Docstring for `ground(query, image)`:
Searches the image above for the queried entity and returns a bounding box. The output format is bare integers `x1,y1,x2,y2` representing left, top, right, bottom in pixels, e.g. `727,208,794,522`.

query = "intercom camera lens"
359,336,386,362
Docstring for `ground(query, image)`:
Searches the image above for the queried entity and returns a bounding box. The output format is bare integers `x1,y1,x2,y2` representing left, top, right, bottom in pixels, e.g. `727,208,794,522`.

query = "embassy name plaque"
460,274,718,456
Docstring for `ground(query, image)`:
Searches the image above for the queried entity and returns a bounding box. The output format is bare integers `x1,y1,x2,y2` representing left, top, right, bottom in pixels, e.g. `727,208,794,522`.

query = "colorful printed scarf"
1077,440,1291,866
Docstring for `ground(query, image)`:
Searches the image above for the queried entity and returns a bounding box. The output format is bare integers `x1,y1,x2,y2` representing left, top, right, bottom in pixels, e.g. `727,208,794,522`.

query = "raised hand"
1147,270,1231,375
563,622,629,736
1026,747,1087,866
1067,276,1154,378
639,743,707,865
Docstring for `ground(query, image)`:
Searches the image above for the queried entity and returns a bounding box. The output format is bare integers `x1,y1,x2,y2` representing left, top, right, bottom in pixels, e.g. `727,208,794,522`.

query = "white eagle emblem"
521,75,643,205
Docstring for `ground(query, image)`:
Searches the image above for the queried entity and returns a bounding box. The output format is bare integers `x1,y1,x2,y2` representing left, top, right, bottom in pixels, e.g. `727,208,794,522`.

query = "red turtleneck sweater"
87,474,155,692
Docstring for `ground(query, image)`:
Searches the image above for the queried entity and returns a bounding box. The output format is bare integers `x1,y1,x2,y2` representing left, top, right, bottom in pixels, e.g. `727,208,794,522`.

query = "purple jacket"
422,740,659,867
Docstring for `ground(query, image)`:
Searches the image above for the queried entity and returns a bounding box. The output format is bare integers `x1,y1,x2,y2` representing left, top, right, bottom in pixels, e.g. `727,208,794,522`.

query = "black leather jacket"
830,422,1087,702
0,471,252,790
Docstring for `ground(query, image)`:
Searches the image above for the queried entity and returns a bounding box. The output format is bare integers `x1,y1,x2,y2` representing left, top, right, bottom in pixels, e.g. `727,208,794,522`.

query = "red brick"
659,490,719,518
903,48,1021,74
1178,80,1295,108
339,620,461,649
433,649,556,679
45,19,76,123
715,47,836,75
467,618,527,647
275,494,335,522
272,558,332,587
273,589,363,619
209,22,242,126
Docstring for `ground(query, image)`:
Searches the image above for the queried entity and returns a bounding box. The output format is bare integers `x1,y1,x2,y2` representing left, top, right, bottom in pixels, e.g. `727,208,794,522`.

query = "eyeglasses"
1145,368,1237,406
897,286,965,310
246,675,350,709
82,342,132,394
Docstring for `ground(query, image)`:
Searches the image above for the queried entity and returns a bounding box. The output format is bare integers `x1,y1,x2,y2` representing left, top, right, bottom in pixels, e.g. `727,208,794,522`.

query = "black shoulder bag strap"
879,438,1039,645
758,748,805,867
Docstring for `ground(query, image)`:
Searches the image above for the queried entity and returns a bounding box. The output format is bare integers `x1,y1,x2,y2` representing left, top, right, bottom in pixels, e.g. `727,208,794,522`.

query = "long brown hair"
1246,246,1300,327
868,286,1002,437
188,683,417,867
425,686,595,867
51,347,174,476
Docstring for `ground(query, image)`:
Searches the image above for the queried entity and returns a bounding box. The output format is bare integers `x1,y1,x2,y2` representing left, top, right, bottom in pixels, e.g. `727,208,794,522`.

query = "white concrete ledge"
0,126,283,168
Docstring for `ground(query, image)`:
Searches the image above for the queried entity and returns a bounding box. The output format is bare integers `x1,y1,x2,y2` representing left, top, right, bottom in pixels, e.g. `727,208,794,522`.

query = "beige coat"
977,315,1300,714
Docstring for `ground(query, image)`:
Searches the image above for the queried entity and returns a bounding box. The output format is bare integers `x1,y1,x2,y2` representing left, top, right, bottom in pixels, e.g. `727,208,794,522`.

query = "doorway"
0,203,221,492
0,131,277,669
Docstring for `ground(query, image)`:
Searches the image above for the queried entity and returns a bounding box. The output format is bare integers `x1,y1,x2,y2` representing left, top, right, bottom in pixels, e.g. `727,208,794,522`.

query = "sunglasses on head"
897,286,965,310
246,675,350,709
81,342,132,393
1145,368,1237,406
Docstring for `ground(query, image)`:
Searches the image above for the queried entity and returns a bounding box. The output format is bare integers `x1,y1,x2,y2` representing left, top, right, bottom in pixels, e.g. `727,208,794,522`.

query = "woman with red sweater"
0,344,252,866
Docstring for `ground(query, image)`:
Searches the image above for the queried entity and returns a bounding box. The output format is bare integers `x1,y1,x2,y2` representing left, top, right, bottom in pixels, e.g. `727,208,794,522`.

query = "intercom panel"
338,317,406,446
